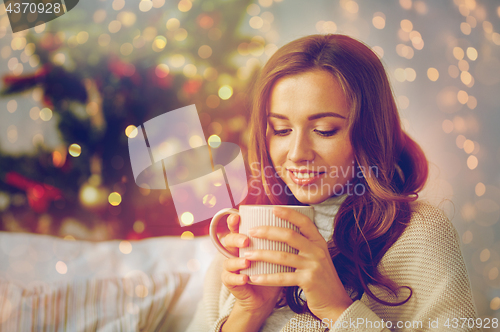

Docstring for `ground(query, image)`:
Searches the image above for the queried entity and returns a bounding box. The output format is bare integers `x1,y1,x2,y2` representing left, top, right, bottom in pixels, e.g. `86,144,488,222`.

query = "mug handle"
209,208,239,258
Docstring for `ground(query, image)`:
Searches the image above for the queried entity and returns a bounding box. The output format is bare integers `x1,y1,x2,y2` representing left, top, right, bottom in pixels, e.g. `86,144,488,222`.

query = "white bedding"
0,231,217,331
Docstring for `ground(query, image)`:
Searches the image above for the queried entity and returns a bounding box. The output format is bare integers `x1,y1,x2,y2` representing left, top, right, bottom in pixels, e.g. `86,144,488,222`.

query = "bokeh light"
180,212,194,226
68,144,81,157
108,192,122,206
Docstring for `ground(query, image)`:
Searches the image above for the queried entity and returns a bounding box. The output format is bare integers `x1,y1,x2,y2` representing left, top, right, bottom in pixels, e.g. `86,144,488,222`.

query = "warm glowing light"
120,43,134,56
442,119,453,133
467,155,478,170
189,135,203,148
68,144,81,157
181,212,194,226
170,54,185,68
203,194,217,208
178,0,192,12
218,85,233,100
56,261,67,274
108,192,122,206
119,240,132,254
166,18,180,31
489,267,498,280
118,11,137,26
259,0,272,7
98,34,111,47
249,16,264,29
247,3,260,15
112,0,125,10
372,15,385,29
76,31,89,44
183,64,197,77
462,230,473,244
198,45,212,59
80,185,100,205
453,47,464,60
460,22,471,35
466,47,478,61
52,151,65,167
491,297,500,311
108,20,122,33
457,90,468,104
208,135,221,148
475,183,486,197
155,64,170,78
460,71,472,85
458,59,469,72
463,139,474,154
94,9,107,23
125,125,138,138
399,0,412,10
344,1,359,14
483,21,493,33
467,96,477,110
153,36,167,50
7,100,17,113
174,28,188,41
7,125,17,143
203,67,218,81
427,68,439,81
139,0,153,12
456,134,466,149
40,107,52,121
181,231,194,239
30,107,40,120
394,68,405,82
404,68,416,82
400,19,413,32
133,220,145,233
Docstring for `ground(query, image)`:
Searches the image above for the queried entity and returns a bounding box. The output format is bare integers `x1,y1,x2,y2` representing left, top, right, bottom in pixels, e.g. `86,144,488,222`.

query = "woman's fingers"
223,257,251,272
222,269,248,287
272,207,324,243
244,249,307,269
227,213,240,233
248,226,310,252
224,232,249,248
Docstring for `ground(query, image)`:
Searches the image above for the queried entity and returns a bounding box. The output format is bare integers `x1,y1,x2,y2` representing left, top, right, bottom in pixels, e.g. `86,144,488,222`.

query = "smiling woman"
266,70,354,204
187,34,479,332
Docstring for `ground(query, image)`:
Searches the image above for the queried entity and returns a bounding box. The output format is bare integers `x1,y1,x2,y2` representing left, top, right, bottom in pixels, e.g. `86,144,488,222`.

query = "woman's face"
267,70,355,204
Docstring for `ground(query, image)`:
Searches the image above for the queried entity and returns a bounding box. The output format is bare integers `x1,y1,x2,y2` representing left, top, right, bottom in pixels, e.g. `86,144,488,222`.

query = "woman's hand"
243,206,353,321
221,213,283,315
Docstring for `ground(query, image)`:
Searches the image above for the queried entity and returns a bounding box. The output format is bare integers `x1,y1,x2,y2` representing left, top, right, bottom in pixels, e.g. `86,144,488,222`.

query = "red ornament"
5,172,62,213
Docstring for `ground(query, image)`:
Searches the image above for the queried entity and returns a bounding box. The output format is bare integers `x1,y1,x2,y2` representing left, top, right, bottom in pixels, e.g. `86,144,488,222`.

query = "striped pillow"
0,271,190,331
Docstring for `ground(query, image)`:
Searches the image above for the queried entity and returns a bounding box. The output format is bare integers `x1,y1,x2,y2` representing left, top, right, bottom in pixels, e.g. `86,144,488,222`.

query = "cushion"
0,271,190,331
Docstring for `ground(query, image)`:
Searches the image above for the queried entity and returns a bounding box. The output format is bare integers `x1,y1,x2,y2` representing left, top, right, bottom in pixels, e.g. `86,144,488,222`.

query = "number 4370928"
6,2,62,14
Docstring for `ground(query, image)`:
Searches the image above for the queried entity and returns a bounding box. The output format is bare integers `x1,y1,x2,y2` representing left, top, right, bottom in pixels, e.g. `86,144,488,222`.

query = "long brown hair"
244,34,429,313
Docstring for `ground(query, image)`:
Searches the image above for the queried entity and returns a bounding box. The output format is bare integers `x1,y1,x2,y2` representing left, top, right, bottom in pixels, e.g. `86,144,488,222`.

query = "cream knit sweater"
186,201,479,331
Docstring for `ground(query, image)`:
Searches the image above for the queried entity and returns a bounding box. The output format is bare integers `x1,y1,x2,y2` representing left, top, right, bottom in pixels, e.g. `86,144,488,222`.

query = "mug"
210,205,314,276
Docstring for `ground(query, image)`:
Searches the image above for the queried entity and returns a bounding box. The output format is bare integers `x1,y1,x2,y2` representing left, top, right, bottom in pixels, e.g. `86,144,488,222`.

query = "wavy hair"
244,34,429,313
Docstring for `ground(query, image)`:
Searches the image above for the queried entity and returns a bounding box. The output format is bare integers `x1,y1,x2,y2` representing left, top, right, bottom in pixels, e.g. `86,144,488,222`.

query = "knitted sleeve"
329,202,479,332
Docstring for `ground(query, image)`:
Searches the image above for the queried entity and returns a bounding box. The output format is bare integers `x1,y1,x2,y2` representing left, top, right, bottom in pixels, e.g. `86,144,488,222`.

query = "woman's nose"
287,132,314,163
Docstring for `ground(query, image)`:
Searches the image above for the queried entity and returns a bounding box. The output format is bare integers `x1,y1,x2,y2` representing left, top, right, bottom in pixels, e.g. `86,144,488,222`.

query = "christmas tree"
0,0,266,240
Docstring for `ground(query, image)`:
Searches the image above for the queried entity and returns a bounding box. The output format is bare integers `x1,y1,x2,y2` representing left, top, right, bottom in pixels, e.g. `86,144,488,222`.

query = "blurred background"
0,0,499,323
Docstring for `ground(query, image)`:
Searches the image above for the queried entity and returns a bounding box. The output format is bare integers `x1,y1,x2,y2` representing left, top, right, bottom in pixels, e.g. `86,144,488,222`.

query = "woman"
187,34,478,331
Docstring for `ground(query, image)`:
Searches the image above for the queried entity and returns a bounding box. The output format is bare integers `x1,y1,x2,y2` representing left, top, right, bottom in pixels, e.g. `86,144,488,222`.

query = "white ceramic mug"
210,205,314,276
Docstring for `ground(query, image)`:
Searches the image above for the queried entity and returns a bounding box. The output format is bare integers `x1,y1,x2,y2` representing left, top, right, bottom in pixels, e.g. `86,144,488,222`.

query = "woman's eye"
273,129,291,136
314,129,338,137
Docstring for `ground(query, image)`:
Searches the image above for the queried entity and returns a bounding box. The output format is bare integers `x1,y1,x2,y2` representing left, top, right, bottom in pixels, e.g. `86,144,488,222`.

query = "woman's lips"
288,170,325,185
